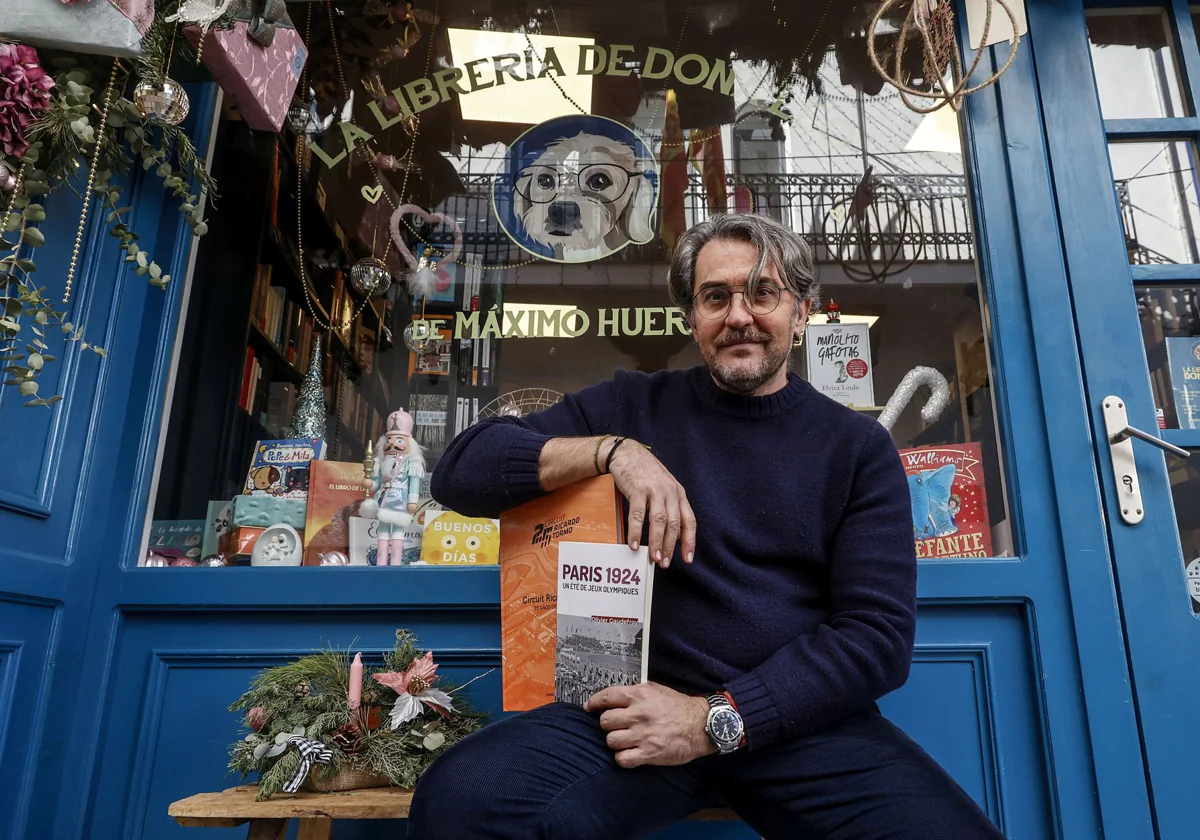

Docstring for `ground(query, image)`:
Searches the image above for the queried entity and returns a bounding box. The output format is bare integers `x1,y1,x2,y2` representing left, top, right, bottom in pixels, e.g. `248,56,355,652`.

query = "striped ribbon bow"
281,735,334,793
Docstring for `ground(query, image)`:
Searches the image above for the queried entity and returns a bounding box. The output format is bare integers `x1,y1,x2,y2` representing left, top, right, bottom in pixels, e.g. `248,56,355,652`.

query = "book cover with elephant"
898,443,993,560
498,474,625,711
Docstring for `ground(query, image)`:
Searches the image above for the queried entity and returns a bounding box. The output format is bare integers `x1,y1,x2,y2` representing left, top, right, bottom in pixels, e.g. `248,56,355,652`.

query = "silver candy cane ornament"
877,366,951,432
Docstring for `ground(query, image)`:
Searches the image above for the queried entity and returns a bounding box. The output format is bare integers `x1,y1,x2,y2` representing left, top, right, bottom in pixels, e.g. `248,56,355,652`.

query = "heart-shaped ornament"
390,203,463,288
361,184,384,204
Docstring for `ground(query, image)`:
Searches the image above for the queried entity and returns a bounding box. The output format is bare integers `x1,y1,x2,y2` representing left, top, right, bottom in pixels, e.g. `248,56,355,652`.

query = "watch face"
710,707,742,743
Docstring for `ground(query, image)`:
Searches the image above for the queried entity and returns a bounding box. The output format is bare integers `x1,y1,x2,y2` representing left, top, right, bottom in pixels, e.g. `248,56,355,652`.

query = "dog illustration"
512,131,656,262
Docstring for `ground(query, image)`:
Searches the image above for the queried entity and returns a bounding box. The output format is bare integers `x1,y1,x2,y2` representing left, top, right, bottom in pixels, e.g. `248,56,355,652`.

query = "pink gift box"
185,18,307,133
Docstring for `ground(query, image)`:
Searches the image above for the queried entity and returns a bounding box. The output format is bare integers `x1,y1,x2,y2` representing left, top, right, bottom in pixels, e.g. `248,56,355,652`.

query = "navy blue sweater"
431,366,917,750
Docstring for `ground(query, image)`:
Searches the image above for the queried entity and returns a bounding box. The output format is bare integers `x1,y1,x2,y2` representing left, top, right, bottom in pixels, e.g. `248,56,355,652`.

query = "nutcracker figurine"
360,409,426,566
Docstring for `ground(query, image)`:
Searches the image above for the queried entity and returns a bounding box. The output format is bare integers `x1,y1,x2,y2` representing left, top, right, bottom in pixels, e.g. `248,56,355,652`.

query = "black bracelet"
604,437,627,473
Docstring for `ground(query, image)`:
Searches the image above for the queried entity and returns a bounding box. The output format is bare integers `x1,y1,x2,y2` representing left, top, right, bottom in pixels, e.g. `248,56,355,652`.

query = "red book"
897,443,993,560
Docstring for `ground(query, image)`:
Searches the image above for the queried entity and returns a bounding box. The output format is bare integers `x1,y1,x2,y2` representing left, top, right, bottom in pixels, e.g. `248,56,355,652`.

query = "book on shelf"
554,541,654,706
243,438,327,499
1166,336,1200,429
898,442,993,560
497,474,625,711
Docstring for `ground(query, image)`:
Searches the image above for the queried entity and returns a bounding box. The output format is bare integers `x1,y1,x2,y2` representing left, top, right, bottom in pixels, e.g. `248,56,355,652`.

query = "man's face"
690,238,810,394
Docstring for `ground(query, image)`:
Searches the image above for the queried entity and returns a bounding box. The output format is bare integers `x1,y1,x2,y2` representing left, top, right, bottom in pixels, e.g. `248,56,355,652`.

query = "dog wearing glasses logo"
494,115,659,263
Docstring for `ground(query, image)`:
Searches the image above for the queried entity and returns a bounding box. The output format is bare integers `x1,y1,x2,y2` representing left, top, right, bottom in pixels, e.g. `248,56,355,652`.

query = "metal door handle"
1101,396,1191,526
1109,424,1191,458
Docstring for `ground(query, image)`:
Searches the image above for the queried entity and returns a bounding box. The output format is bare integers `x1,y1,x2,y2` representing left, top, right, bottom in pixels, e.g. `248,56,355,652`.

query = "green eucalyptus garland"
1,16,217,409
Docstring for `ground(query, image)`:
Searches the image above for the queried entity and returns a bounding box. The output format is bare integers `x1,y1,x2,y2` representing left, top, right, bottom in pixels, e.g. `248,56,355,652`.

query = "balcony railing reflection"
432,171,975,267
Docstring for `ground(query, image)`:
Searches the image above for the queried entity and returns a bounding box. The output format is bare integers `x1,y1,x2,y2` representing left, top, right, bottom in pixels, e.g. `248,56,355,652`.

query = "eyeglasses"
515,163,644,204
692,284,787,319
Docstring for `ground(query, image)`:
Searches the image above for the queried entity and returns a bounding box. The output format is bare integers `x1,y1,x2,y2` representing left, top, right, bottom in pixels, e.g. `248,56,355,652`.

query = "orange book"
498,474,625,711
303,460,369,566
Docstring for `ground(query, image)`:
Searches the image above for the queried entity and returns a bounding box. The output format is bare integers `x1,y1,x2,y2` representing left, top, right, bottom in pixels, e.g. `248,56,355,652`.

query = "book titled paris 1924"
554,541,654,707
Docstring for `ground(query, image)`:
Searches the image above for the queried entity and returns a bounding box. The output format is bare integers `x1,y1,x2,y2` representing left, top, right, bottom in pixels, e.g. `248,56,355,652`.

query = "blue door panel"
0,597,57,840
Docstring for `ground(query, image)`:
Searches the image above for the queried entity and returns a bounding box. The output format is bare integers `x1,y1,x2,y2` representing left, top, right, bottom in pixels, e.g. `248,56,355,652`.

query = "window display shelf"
120,564,502,608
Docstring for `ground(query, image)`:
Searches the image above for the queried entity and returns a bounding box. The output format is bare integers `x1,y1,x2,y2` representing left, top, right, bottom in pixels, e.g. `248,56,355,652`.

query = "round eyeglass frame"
692,285,788,319
515,163,645,204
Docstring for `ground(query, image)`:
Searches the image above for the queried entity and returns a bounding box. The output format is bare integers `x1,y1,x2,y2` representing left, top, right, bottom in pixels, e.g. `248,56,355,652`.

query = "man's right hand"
607,441,695,569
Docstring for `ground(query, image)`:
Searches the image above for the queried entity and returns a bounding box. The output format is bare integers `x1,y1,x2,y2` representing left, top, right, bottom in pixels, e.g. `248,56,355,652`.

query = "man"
407,213,1005,839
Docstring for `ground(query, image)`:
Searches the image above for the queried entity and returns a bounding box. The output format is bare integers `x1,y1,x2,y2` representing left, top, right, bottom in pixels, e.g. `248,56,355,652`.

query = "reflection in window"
1086,8,1187,120
1139,287,1200,429
148,4,1015,567
1110,141,1200,264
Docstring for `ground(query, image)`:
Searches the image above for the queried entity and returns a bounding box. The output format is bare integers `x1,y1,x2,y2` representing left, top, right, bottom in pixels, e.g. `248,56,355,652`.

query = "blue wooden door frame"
1028,1,1200,838
9,11,1177,837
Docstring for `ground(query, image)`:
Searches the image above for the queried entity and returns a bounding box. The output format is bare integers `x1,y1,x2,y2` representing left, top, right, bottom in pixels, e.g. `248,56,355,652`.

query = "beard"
379,453,400,476
699,326,792,394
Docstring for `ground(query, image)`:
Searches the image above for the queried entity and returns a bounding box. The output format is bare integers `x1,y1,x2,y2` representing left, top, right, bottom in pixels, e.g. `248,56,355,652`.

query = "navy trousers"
405,702,1006,840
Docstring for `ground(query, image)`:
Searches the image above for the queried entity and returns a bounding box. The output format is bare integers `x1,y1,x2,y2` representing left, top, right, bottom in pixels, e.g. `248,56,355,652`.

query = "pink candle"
348,652,363,711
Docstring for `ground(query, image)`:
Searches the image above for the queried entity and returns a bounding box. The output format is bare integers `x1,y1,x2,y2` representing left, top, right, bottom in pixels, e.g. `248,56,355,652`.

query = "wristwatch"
704,692,745,754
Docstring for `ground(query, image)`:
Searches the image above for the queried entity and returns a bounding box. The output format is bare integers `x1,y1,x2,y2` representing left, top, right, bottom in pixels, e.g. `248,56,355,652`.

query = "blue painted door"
1030,1,1200,838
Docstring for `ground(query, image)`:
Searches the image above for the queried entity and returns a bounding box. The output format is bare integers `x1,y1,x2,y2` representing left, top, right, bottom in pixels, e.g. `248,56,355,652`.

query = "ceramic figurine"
250,523,303,567
361,408,426,567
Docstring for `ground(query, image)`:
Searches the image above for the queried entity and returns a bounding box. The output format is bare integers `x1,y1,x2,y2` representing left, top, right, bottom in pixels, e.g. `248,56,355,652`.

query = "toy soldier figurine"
361,409,426,566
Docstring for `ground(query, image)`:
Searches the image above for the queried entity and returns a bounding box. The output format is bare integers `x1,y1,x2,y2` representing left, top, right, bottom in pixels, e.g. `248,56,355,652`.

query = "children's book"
898,442,993,559
554,542,654,706
1166,336,1200,429
497,474,625,711
303,460,368,565
243,438,327,499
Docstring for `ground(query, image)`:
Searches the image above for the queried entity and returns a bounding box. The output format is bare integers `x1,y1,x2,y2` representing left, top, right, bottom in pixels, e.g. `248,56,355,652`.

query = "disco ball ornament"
133,77,190,126
349,256,392,298
202,554,226,567
287,98,313,134
404,319,438,353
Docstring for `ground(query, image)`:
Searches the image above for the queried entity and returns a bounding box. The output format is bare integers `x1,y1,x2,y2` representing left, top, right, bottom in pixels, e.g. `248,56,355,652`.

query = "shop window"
144,2,1015,569
1108,140,1200,265
1086,8,1187,120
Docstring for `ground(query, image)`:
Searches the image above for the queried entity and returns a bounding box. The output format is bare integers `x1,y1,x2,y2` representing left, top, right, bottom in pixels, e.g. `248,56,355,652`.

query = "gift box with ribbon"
0,0,154,58
183,0,307,132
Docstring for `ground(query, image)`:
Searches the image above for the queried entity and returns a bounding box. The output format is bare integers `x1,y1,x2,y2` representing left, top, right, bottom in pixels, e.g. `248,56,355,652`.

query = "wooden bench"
169,785,740,838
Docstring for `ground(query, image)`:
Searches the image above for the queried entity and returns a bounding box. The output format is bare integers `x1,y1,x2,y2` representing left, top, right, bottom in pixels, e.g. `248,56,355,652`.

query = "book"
419,510,501,565
303,460,369,565
244,438,327,499
1166,336,1200,429
554,542,654,706
497,474,625,711
147,519,205,562
898,443,993,559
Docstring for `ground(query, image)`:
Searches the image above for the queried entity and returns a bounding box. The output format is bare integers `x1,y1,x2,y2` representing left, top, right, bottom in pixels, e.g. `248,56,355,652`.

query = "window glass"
1086,8,1187,120
146,2,1014,568
1109,141,1200,264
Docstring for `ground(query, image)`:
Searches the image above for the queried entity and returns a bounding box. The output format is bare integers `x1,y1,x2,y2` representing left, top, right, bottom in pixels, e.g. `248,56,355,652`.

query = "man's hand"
584,683,715,768
607,442,696,568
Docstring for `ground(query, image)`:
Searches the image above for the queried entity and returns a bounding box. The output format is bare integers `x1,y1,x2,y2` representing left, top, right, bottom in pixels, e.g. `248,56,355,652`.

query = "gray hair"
667,213,820,319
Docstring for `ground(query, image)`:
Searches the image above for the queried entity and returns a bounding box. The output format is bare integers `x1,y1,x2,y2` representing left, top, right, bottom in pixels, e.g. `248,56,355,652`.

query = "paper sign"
804,321,875,408
965,0,1027,50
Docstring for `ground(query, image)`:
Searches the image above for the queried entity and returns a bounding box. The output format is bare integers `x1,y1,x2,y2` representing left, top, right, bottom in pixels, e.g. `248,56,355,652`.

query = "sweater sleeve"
722,423,918,749
429,374,625,518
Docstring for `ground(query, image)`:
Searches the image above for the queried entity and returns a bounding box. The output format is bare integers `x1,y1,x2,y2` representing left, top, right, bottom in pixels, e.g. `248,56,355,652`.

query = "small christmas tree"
288,337,326,440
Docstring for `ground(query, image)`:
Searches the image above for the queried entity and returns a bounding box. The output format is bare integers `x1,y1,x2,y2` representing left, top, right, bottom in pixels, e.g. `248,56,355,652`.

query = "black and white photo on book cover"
555,542,654,705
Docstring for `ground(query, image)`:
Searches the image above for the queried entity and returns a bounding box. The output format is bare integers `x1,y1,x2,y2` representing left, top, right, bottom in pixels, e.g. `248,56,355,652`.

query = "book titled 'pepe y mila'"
498,474,654,711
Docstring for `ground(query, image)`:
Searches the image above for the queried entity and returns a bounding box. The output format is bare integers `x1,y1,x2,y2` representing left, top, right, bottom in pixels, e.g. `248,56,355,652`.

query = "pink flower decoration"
372,651,439,695
0,44,55,159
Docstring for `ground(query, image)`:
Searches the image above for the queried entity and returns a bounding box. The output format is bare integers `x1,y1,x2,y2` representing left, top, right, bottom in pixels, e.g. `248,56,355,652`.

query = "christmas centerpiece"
227,630,489,800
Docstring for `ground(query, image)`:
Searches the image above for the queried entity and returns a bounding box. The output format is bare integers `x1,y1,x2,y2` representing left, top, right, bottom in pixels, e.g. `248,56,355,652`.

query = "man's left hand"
584,683,716,768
